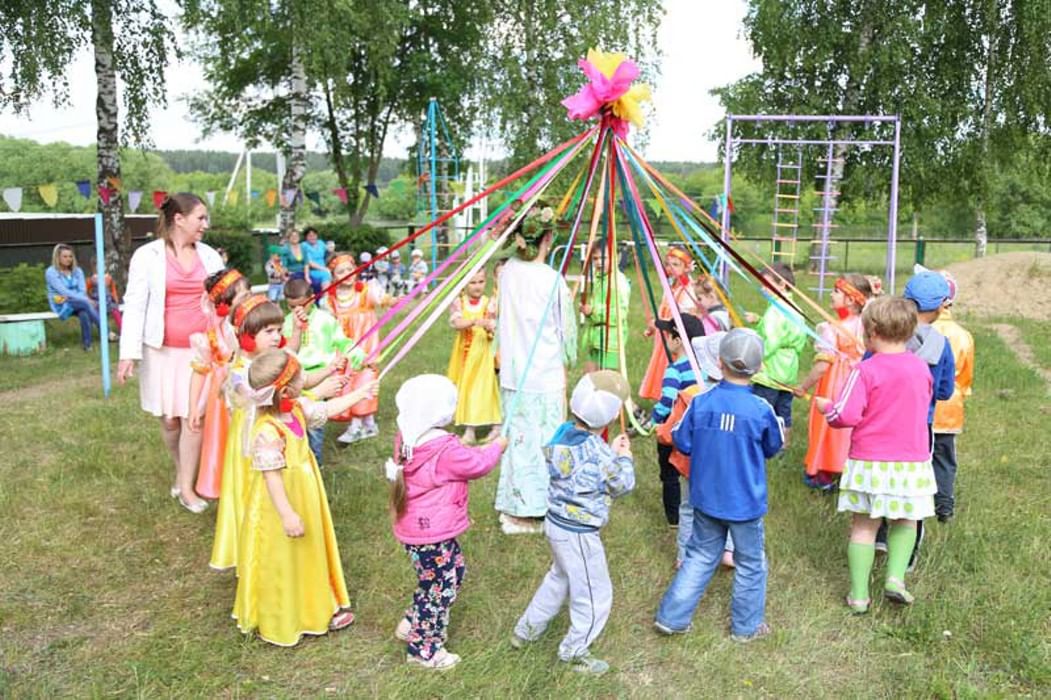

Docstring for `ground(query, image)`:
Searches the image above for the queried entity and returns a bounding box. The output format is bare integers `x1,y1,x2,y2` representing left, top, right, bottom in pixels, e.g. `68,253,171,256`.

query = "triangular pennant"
251,190,261,200
305,191,321,206
332,187,348,205
227,190,239,206
2,187,23,212
128,190,143,212
205,191,216,207
281,188,298,207
98,186,114,205
265,189,277,207
107,176,122,192
152,190,168,209
38,183,59,207
364,183,380,198
76,180,91,198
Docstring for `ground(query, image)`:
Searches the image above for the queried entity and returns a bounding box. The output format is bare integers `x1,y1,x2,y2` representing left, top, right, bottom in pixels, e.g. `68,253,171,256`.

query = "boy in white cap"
655,328,784,642
511,370,635,675
389,249,407,296
410,248,429,292
374,246,391,292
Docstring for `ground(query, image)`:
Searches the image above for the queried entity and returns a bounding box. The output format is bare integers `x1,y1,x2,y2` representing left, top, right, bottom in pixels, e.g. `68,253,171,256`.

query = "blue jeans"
657,510,767,636
67,297,100,349
308,426,325,466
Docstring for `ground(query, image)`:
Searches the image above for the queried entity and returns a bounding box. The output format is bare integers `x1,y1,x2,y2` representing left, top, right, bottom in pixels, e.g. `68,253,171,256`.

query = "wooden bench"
0,311,57,355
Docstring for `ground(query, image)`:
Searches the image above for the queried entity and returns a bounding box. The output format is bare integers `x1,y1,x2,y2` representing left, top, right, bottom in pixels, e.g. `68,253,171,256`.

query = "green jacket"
582,270,630,355
282,307,358,371
752,294,807,388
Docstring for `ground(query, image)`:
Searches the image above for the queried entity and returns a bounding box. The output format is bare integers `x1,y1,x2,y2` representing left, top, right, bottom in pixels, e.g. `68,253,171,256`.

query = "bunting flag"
251,189,261,200
76,180,92,199
128,190,143,212
205,191,216,207
265,189,277,207
98,186,114,205
107,176,122,192
281,188,298,207
38,184,59,207
364,183,380,198
152,190,168,209
332,187,348,205
2,187,23,212
227,190,239,206
305,191,321,206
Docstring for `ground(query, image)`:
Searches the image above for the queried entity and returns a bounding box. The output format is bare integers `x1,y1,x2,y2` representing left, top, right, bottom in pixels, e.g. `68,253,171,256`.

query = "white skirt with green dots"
837,458,936,520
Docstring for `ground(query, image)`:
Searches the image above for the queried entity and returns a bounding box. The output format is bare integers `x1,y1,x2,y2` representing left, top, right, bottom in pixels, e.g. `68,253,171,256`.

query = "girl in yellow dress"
446,268,500,444
233,349,379,646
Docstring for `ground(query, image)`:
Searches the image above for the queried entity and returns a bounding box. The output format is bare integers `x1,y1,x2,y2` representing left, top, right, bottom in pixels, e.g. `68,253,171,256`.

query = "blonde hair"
155,192,205,243
862,296,917,344
51,244,77,271
248,349,301,414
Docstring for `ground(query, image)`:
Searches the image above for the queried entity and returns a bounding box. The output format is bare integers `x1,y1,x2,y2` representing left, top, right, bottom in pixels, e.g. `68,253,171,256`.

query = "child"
639,246,697,400
233,349,378,646
747,262,807,446
265,247,288,301
409,248,429,291
389,249,407,297
651,313,705,527
282,277,363,462
931,271,974,522
580,242,631,372
446,268,500,444
655,329,783,641
85,258,122,337
511,371,635,675
188,268,251,500
815,296,935,611
358,251,374,282
796,274,872,490
693,274,730,334
388,374,508,670
319,255,391,445
374,246,391,292
655,332,733,568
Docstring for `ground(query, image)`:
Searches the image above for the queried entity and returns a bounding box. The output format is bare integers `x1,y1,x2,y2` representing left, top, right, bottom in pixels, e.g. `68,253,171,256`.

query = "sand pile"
943,251,1051,320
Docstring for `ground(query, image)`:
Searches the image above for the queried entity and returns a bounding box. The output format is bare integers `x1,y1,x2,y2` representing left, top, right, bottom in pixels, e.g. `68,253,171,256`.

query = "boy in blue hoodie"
655,329,784,642
511,370,635,675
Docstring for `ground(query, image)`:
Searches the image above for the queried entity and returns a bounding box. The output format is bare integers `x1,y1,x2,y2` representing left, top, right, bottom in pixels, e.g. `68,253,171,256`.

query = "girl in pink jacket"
386,374,507,670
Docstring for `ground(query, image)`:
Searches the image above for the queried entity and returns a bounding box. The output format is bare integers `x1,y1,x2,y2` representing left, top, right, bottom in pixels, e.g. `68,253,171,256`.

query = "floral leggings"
403,538,466,660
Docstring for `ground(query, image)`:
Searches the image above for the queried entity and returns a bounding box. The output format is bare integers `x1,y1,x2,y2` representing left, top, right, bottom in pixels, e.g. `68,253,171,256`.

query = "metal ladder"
810,145,844,297
771,145,802,265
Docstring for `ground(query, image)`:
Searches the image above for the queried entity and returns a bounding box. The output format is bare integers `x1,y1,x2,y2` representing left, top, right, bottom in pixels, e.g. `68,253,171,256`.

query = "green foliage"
373,175,416,221
318,222,391,256
0,263,47,314
204,229,258,274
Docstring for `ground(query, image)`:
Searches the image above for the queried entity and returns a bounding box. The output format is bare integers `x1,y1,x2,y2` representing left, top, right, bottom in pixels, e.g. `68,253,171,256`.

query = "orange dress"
804,315,865,477
639,280,697,400
322,282,385,419
189,321,236,499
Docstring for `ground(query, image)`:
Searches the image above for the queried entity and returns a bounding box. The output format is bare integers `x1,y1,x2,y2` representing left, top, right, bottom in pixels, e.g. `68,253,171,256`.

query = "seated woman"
44,244,101,350
301,227,333,295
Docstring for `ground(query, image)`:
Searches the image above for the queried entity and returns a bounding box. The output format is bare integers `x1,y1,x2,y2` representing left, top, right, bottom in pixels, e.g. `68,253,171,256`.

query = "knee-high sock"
847,542,875,601
886,523,917,585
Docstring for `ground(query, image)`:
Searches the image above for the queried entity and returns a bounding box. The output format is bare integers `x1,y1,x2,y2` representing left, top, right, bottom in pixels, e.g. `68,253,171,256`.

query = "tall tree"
0,0,174,285
714,0,1051,253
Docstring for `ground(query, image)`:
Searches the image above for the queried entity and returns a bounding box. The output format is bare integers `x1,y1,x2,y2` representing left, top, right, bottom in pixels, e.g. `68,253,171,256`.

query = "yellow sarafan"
586,48,652,128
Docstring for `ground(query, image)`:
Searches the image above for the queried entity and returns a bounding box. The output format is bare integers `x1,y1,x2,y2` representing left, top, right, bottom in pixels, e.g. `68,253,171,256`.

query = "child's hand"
328,355,348,376
814,396,831,412
315,374,348,399
792,385,807,398
744,311,759,324
187,409,203,433
282,511,305,538
293,305,309,326
612,433,632,457
494,436,509,450
361,379,380,397
580,303,592,316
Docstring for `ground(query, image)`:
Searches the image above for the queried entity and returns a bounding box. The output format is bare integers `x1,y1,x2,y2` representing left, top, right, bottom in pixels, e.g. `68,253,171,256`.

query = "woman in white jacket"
117,193,225,513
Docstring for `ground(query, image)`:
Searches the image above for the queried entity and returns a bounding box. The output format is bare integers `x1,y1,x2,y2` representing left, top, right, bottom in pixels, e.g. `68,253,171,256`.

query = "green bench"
0,312,56,355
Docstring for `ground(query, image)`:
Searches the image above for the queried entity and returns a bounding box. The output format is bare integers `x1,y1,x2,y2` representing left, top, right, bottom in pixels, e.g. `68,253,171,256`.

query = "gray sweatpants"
514,519,612,660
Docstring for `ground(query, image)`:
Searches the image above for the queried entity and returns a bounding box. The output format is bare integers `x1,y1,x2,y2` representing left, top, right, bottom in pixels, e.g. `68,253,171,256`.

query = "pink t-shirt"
823,351,933,462
163,250,208,348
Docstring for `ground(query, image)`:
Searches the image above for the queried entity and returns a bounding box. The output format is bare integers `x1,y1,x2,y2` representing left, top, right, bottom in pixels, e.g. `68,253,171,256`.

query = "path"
989,323,1051,389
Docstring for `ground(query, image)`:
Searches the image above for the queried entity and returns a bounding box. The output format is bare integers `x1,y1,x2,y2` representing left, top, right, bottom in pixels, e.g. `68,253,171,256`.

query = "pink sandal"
330,610,355,631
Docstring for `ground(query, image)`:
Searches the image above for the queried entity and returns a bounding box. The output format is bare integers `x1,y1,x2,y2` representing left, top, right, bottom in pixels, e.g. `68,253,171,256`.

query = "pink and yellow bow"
562,49,652,138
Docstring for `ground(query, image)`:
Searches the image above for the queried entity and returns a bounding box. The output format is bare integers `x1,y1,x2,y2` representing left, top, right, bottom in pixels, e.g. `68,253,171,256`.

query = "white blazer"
119,239,225,360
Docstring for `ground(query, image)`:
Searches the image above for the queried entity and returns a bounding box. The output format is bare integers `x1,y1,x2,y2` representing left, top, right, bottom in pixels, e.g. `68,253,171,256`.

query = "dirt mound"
944,251,1051,320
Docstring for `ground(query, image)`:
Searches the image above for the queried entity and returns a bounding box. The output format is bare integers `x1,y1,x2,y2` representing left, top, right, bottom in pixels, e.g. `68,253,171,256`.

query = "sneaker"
509,633,531,649
406,648,461,671
654,620,689,635
394,618,411,642
361,423,380,440
731,622,772,643
564,653,609,675
336,426,362,445
884,578,915,605
936,512,953,524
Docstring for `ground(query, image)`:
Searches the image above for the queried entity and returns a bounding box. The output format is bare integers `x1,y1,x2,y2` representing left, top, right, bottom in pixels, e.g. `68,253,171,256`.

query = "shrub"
317,222,392,256
0,263,48,314
204,229,258,274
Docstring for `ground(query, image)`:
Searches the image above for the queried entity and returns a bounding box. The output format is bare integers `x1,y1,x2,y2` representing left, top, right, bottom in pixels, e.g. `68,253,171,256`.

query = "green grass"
1,276,1049,698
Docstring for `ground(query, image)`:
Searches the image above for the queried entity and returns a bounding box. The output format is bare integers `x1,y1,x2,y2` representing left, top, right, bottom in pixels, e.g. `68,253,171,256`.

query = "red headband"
233,294,268,333
328,254,354,272
666,247,692,265
273,352,301,390
835,278,868,308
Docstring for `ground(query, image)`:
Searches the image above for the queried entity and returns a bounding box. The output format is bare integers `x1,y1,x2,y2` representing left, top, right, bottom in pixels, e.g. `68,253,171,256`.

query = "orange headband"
666,247,693,265
835,278,868,308
328,253,354,271
273,352,301,390
233,294,268,332
208,269,244,303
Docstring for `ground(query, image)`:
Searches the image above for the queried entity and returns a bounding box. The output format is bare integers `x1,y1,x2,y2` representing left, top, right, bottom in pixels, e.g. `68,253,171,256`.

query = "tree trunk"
322,79,355,225
91,0,129,289
280,42,308,236
975,4,996,258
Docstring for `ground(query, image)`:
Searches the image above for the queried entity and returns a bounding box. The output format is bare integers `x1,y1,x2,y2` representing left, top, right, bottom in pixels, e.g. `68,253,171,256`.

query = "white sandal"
406,648,461,670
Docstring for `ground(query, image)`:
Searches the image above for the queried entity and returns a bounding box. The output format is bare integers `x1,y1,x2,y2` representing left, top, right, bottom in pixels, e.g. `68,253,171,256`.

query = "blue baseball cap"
903,271,950,312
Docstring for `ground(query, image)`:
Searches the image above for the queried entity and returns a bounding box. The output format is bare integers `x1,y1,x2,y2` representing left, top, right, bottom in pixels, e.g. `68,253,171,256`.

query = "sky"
0,0,760,164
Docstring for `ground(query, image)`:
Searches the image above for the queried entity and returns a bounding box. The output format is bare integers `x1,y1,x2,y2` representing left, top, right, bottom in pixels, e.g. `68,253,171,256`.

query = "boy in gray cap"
511,370,635,675
655,328,784,642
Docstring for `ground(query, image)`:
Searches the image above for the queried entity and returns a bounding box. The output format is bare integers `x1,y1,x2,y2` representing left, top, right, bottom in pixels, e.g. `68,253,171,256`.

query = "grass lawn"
1,273,1048,698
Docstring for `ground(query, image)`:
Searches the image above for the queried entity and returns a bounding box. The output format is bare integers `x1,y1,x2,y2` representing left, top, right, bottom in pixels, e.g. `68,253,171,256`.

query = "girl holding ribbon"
638,246,697,401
